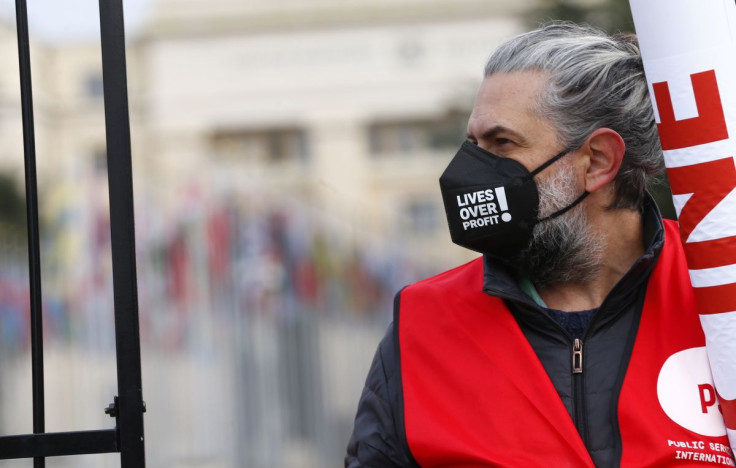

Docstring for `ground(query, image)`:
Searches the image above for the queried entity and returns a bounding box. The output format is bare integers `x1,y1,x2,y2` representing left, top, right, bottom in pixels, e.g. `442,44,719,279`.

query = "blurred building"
138,0,540,266
2,0,537,264
0,1,538,467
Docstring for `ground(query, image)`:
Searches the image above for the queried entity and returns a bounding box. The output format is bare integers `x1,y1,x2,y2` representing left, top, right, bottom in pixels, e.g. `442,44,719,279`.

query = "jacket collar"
482,192,665,311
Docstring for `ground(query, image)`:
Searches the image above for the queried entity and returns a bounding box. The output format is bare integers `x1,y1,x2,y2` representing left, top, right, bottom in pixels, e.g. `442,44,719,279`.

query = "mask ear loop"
537,191,590,222
526,146,574,179
524,145,590,222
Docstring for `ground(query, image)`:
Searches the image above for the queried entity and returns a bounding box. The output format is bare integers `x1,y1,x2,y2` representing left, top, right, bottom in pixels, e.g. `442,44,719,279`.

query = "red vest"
399,220,734,467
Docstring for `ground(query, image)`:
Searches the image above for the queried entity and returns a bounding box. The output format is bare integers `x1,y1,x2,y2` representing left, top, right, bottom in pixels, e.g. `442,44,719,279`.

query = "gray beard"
511,161,604,289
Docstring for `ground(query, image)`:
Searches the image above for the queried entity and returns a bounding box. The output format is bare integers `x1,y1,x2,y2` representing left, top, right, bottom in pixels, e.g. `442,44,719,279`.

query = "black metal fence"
0,0,146,466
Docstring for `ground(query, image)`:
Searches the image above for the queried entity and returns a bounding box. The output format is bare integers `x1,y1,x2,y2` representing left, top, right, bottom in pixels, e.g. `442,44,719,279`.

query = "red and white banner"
630,0,736,450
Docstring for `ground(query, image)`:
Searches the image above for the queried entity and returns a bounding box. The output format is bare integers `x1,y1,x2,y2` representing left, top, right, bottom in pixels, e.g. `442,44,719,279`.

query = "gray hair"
484,22,663,210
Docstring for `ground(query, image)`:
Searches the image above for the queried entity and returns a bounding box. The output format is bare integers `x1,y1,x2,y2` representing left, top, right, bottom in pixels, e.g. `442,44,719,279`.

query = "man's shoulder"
404,257,485,295
661,218,688,264
662,218,679,233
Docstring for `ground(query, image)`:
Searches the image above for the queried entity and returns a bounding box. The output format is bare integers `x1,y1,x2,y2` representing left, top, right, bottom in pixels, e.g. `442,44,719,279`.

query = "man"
345,22,734,467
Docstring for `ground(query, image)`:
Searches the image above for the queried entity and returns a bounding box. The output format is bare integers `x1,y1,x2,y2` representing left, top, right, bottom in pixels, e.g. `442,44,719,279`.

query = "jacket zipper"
572,338,586,444
483,286,592,446
573,338,583,374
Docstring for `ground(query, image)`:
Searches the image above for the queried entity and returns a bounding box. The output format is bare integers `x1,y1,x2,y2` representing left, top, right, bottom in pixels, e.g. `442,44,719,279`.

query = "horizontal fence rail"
0,430,119,460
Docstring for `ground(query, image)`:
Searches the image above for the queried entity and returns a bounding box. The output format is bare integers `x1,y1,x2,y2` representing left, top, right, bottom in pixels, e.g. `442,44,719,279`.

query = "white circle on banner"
501,213,512,222
657,347,727,437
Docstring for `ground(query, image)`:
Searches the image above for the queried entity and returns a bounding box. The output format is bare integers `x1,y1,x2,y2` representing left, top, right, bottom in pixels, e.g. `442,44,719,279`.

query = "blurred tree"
529,0,634,33
0,172,27,236
526,0,677,220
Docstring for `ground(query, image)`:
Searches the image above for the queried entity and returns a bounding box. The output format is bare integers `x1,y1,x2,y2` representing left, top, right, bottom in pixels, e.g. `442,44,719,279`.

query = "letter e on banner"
653,70,729,150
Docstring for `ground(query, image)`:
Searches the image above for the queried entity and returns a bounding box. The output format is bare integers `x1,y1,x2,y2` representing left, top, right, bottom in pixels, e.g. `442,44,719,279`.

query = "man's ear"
581,128,626,193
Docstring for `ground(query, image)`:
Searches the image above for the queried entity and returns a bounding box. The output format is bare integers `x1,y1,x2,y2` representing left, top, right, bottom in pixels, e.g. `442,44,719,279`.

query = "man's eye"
496,138,512,146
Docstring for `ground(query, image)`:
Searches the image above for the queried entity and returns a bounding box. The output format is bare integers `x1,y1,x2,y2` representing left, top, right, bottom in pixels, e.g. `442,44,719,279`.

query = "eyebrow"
466,125,526,143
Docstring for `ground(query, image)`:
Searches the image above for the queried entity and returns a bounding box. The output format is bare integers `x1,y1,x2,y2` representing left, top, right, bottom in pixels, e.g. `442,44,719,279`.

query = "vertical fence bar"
98,0,146,466
14,1,46,467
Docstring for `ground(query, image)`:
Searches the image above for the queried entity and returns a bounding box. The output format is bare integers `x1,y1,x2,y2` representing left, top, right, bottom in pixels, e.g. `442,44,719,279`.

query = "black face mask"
439,140,589,259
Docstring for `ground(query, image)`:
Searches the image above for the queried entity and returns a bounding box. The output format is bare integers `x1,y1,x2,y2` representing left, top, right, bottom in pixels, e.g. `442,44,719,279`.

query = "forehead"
468,71,557,140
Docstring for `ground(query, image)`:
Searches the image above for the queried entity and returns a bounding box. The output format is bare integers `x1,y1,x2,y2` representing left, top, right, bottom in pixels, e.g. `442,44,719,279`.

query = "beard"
510,160,604,289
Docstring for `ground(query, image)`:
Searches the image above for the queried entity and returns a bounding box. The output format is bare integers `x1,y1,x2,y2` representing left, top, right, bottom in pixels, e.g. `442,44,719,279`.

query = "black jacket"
345,197,665,467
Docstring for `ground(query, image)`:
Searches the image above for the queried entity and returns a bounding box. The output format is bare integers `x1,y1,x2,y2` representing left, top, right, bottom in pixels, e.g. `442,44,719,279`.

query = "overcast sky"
0,0,150,42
